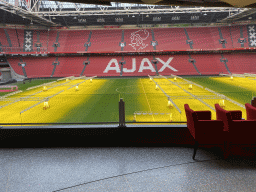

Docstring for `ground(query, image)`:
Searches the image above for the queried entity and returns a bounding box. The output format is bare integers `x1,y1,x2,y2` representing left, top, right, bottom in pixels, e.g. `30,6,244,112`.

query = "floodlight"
75,86,79,91
150,78,152,82
43,101,49,110
43,86,47,91
90,78,92,82
219,100,225,108
174,77,177,81
155,85,159,90
230,76,233,80
167,100,173,108
44,101,49,107
189,84,193,90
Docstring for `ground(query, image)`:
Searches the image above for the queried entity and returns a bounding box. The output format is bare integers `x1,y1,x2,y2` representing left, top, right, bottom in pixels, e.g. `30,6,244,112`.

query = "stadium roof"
54,0,256,8
0,0,256,27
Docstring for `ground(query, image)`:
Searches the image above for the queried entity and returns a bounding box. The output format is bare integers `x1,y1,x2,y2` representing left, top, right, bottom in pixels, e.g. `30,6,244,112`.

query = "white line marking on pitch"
140,78,155,122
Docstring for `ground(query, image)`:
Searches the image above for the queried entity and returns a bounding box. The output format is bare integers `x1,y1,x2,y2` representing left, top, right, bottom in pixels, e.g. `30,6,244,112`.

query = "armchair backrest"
215,104,232,132
245,103,256,120
184,104,197,138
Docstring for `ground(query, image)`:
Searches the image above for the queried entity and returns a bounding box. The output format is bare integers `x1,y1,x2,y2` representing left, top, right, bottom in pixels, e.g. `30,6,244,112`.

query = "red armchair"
215,104,256,158
245,103,256,120
215,104,242,132
184,104,225,159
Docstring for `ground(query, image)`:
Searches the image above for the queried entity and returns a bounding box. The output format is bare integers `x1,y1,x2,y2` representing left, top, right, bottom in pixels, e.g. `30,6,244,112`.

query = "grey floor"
1,147,256,192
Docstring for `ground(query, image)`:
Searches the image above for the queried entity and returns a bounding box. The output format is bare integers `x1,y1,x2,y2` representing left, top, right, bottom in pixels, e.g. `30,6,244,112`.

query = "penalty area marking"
140,78,155,122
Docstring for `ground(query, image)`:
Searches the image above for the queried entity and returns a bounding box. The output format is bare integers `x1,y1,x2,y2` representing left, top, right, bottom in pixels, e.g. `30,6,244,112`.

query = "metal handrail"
0,121,186,125
1,46,48,52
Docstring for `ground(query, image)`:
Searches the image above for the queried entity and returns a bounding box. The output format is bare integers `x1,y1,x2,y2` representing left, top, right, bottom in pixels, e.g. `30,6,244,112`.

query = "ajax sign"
103,57,178,73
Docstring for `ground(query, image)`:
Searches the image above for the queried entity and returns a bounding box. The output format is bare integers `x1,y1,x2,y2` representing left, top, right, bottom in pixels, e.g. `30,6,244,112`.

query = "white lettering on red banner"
103,59,121,73
156,57,177,72
123,58,136,73
103,57,178,73
138,58,155,72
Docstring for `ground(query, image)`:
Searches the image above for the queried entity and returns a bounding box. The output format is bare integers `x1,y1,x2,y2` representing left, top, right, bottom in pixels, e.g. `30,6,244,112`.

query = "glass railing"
0,81,253,126
0,75,255,126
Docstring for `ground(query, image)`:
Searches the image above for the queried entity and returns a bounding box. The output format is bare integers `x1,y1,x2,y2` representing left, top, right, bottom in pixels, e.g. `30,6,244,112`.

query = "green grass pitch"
0,76,253,125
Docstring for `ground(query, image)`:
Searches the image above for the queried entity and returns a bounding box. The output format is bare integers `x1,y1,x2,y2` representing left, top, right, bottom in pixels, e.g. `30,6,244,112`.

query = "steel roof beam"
0,0,58,26
33,7,241,17
219,8,256,23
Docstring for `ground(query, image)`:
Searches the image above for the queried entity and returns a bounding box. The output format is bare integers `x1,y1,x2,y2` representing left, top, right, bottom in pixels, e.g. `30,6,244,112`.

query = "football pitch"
0,75,254,126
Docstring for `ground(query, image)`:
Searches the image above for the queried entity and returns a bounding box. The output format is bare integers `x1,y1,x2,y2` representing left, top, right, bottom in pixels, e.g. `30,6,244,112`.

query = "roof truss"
0,0,58,26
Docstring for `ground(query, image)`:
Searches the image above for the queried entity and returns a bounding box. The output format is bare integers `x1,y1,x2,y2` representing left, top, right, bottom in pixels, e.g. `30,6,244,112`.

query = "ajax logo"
129,29,149,51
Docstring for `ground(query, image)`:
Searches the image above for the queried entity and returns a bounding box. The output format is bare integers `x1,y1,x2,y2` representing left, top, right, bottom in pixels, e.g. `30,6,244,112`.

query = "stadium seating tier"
191,54,229,75
7,57,55,77
32,30,49,52
0,25,255,53
185,27,221,50
0,28,9,48
223,53,256,73
2,25,256,77
7,54,213,77
218,26,234,49
89,30,122,52
153,28,188,51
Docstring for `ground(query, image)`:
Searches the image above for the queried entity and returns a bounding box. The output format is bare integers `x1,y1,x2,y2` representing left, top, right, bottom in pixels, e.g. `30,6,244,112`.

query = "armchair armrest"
229,110,242,120
195,111,211,120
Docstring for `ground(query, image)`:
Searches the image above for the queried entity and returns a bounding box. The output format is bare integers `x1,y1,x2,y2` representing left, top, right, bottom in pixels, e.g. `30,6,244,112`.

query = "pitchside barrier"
219,73,246,78
57,76,75,81
0,85,18,92
244,73,256,80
